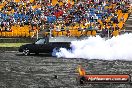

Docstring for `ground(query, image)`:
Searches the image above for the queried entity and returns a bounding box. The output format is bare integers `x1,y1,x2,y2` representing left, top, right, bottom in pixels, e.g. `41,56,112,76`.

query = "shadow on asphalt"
15,53,54,57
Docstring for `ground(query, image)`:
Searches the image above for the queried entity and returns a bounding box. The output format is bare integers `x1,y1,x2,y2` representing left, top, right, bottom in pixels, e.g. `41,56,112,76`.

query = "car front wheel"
23,48,30,56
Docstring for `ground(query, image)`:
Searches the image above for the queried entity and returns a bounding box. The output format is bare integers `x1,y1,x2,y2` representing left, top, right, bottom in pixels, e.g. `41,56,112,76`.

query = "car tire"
23,48,30,56
52,47,60,56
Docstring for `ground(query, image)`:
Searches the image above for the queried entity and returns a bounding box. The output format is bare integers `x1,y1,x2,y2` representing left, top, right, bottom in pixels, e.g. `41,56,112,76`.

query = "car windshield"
35,39,45,44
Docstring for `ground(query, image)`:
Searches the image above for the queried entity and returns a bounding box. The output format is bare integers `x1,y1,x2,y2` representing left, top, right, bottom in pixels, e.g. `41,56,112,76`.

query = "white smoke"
53,33,132,60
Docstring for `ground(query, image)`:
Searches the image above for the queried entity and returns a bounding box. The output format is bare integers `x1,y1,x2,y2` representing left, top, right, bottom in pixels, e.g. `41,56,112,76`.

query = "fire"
78,65,86,76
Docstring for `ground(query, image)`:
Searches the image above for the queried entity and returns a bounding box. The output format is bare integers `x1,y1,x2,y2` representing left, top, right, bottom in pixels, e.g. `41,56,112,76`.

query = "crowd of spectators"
0,0,42,32
0,0,131,37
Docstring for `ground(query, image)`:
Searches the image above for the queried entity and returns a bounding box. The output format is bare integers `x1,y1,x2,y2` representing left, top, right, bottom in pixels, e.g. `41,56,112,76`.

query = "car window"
35,39,45,44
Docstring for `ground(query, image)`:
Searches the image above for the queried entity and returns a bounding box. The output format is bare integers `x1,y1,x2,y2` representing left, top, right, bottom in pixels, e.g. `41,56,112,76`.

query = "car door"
40,43,53,53
51,42,66,51
35,39,47,53
53,42,71,50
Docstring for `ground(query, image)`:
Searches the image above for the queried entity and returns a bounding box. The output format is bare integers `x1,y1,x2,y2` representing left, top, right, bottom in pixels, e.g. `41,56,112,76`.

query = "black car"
19,38,71,55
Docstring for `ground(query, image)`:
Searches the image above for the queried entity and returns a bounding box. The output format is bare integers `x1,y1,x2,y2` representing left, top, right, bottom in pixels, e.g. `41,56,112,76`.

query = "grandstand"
0,0,131,39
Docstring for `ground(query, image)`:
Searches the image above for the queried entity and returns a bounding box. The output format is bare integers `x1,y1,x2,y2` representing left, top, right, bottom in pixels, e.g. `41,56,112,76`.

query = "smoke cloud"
53,33,132,60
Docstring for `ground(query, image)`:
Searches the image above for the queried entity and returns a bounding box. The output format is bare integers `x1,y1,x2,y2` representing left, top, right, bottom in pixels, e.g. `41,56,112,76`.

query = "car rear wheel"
23,48,30,56
52,47,60,56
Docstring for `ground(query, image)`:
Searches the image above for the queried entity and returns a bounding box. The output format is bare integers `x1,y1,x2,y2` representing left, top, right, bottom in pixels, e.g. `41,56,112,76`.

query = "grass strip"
0,43,29,47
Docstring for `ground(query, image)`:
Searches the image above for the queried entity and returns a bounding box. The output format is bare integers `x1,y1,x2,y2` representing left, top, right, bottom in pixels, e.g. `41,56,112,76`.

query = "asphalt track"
0,52,132,88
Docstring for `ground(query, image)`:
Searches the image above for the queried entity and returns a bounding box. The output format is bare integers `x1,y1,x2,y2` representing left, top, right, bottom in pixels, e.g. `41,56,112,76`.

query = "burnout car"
19,38,71,55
